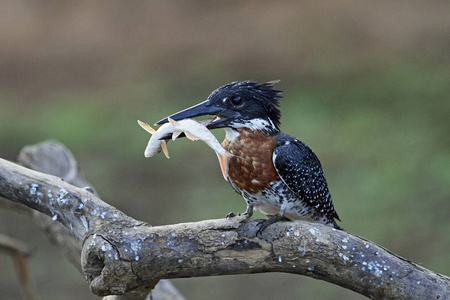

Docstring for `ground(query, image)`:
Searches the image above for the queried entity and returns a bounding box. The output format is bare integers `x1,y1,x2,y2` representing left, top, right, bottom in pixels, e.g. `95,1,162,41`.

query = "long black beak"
155,100,226,126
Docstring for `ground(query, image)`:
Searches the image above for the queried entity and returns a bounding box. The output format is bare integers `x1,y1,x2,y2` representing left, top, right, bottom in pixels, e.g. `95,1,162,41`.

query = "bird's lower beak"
155,100,236,129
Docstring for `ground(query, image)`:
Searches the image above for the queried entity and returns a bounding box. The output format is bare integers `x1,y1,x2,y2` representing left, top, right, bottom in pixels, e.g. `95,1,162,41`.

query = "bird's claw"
226,212,236,218
255,214,284,236
226,212,253,219
242,212,252,218
256,220,270,236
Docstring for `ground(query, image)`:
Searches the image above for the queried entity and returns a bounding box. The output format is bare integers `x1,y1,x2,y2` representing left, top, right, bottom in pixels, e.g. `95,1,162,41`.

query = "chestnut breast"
222,129,279,194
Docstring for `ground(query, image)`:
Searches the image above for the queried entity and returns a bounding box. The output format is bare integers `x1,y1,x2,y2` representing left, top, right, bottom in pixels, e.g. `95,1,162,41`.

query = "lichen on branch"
0,141,449,300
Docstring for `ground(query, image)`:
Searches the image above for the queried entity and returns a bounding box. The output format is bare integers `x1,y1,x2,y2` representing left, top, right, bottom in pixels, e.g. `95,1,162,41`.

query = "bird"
156,80,341,234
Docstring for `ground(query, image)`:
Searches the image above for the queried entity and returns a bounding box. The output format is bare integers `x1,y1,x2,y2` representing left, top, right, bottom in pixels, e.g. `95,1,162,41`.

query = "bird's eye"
231,96,243,106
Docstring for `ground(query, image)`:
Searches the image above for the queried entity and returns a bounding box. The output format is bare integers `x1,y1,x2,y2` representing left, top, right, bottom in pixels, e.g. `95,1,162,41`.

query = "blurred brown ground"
0,1,449,299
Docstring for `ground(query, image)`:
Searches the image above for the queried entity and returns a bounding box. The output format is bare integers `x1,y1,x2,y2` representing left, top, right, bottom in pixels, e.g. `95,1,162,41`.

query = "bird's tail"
330,219,343,231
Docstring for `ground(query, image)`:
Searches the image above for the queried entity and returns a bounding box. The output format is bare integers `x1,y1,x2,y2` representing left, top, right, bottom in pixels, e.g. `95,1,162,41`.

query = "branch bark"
0,143,449,300
9,141,185,300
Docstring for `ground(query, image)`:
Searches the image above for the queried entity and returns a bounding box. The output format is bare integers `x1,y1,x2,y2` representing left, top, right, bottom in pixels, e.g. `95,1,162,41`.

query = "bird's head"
156,80,282,133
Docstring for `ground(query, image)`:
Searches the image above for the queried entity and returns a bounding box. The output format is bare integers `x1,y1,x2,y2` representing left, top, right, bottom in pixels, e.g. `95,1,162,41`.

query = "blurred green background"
1,1,449,299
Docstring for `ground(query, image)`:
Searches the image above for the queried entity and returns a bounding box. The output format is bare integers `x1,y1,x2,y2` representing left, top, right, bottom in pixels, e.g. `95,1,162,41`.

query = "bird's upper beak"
155,100,238,129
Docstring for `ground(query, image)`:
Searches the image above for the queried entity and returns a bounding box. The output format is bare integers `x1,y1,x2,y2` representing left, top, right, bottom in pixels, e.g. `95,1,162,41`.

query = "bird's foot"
256,214,285,236
238,212,252,218
226,212,236,219
226,212,253,224
226,211,252,219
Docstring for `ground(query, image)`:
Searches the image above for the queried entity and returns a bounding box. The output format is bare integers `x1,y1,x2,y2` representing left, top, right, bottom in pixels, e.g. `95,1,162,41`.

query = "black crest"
208,80,283,129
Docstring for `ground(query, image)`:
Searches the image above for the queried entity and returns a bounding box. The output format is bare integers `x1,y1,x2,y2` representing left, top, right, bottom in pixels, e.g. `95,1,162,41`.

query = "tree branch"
0,148,449,299
10,141,185,300
17,141,90,271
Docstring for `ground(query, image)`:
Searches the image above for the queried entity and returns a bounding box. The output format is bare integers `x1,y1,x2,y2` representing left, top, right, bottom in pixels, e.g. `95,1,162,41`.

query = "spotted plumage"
156,80,342,233
223,128,340,230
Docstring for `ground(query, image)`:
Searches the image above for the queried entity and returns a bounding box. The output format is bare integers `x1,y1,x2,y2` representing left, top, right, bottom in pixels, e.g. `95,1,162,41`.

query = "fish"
137,118,235,180
137,120,171,158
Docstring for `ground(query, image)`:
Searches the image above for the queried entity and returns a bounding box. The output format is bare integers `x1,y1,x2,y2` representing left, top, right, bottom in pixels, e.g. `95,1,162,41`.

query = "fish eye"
231,96,243,106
